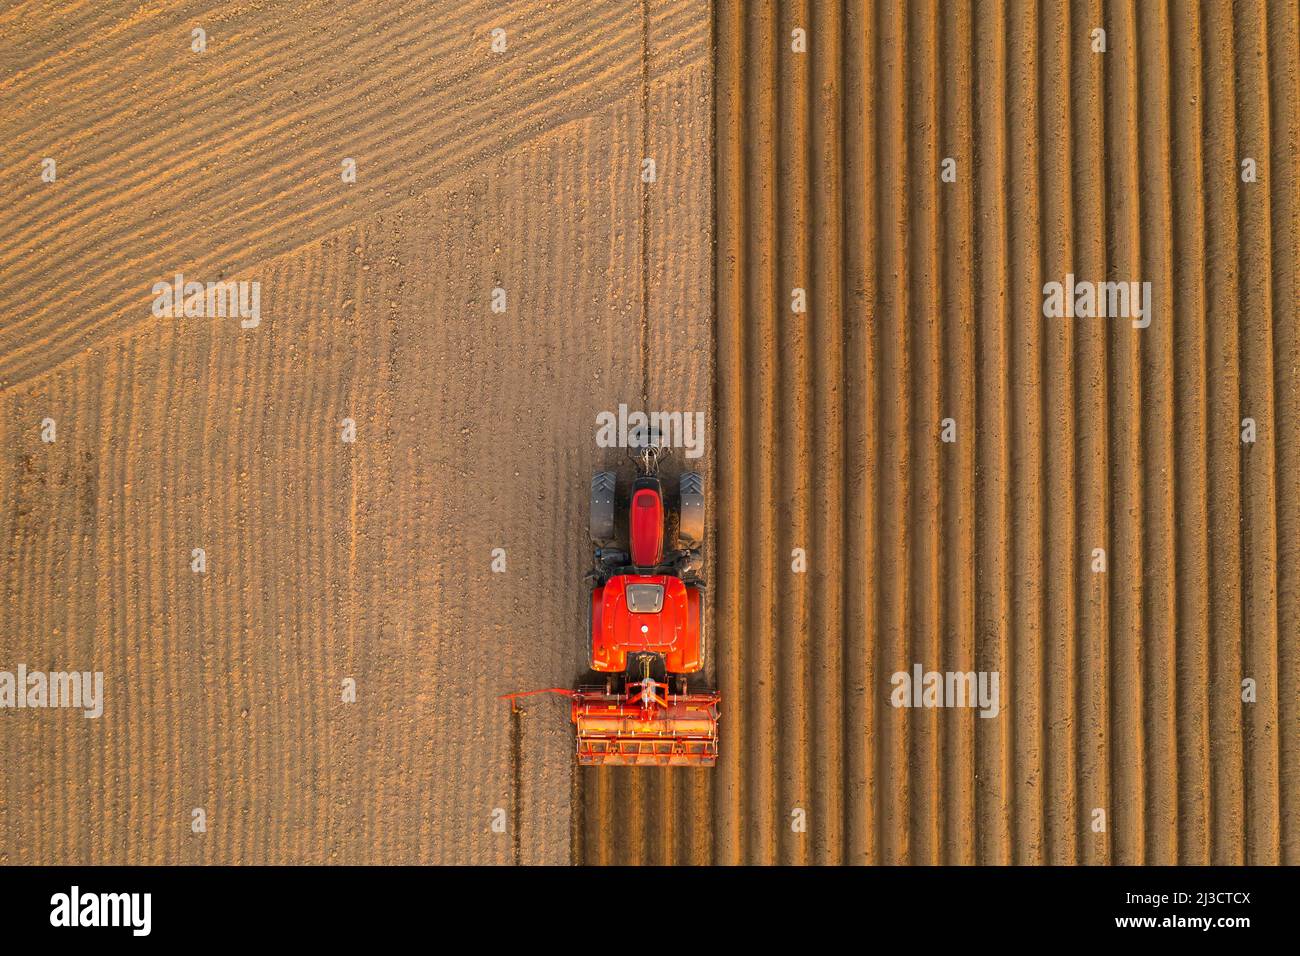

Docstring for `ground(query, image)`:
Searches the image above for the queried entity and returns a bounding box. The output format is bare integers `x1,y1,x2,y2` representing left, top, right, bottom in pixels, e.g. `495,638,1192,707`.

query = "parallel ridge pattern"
0,0,708,389
581,0,1298,865
1,0,711,864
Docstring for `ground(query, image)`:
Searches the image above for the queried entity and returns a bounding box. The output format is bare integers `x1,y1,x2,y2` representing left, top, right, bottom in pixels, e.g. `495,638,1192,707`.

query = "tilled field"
0,0,710,864
2,0,1296,868
579,0,1299,865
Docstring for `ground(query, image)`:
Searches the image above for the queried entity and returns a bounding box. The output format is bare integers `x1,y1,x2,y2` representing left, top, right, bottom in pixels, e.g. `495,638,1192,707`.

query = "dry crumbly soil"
2,0,1297,868
0,0,711,865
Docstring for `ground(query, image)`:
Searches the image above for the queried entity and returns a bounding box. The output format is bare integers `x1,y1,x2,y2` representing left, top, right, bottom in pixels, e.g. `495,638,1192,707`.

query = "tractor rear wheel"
590,471,617,545
696,589,708,683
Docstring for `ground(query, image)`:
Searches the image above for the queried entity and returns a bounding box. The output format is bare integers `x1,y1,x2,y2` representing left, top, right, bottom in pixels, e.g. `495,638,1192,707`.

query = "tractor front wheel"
678,472,704,548
590,471,617,545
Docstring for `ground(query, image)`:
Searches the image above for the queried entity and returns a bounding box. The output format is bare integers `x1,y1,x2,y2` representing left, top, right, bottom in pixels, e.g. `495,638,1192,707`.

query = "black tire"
678,472,704,548
585,587,594,668
590,471,617,545
672,590,709,692
697,588,708,683
585,589,618,693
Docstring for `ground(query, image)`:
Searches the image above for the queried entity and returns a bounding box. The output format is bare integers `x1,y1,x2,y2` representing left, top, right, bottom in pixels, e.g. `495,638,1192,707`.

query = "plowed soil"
579,0,1299,865
0,0,710,864
3,1,1297,868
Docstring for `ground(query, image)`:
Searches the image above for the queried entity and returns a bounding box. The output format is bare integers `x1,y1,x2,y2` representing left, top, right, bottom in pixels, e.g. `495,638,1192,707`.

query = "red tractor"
504,445,720,767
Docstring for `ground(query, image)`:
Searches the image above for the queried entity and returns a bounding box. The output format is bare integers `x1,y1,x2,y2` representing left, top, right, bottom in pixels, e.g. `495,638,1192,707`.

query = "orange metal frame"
501,680,721,768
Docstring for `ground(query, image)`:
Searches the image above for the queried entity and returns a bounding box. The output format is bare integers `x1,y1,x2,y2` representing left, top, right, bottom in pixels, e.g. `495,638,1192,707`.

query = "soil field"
3,0,1297,868
0,0,711,864
579,0,1300,864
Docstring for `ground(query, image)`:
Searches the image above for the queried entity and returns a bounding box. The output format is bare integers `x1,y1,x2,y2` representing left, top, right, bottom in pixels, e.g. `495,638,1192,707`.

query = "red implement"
501,682,722,767
570,679,720,767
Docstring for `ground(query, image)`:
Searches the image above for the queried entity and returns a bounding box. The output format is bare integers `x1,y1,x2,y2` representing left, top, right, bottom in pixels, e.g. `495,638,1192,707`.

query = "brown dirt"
3,0,1296,868
579,0,1299,865
0,0,711,864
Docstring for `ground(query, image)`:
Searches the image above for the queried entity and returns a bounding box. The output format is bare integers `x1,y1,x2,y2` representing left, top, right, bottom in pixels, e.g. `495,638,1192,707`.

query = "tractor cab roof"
590,574,702,675
625,582,665,613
